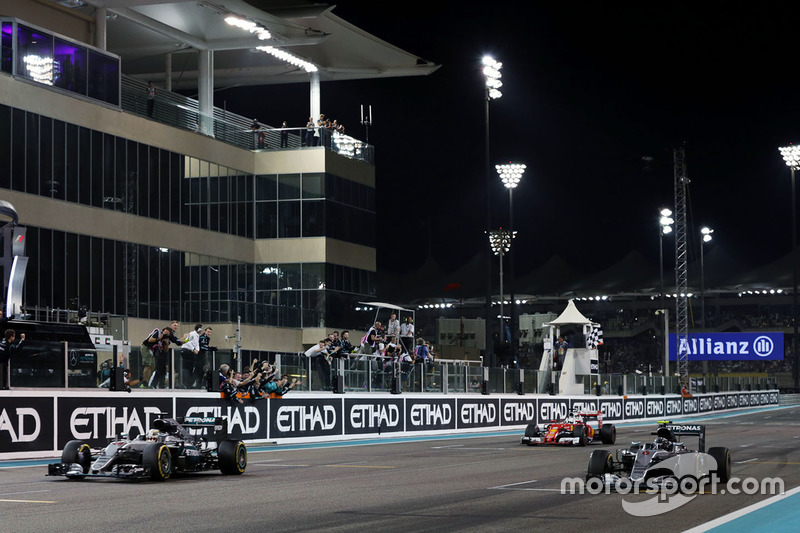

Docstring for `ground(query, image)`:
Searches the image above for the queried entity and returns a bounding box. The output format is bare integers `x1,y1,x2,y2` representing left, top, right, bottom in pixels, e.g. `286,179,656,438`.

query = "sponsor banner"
57,396,171,449
769,391,779,404
457,399,500,429
175,398,267,441
344,398,404,434
0,397,54,452
538,399,571,425
713,395,727,410
738,394,750,408
682,396,699,415
749,393,761,407
598,398,624,421
726,394,739,408
570,399,600,413
624,397,646,419
645,398,665,419
665,397,683,416
406,399,456,431
500,399,537,426
698,395,714,413
669,332,783,361
269,398,342,438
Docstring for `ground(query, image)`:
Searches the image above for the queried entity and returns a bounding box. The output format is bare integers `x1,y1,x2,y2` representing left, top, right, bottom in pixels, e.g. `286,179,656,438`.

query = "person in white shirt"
305,339,332,389
386,313,400,339
400,317,415,354
180,324,203,388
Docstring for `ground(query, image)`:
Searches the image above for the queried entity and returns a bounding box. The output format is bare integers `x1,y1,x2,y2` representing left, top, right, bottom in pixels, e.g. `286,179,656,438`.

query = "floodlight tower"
488,229,514,347
659,208,673,375
496,163,525,356
483,55,502,366
779,145,800,389
673,147,691,392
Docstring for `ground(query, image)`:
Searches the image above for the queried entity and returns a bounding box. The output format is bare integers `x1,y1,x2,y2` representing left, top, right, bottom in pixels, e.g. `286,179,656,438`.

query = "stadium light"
488,229,515,344
779,145,800,389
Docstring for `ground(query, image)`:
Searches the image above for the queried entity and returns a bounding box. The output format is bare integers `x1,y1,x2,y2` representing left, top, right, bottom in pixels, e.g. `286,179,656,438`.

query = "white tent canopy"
546,300,595,326
358,301,413,313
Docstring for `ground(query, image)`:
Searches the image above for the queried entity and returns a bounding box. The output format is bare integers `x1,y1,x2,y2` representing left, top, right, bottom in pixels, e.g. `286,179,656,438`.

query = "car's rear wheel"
219,440,247,475
62,440,91,479
599,424,616,444
708,447,731,483
587,449,613,479
143,443,172,481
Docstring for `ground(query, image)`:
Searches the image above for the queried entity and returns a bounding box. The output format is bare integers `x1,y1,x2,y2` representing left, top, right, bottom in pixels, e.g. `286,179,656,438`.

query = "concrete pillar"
165,53,172,92
198,50,214,137
95,7,107,50
309,71,320,120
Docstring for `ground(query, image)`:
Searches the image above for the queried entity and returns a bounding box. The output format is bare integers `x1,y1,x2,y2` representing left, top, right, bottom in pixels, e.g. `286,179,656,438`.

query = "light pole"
780,145,800,389
483,56,502,367
700,226,714,379
488,229,514,361
496,163,525,365
659,208,673,376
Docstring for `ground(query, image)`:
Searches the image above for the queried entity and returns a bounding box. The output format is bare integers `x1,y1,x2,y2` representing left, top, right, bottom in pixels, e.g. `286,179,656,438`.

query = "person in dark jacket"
0,328,25,389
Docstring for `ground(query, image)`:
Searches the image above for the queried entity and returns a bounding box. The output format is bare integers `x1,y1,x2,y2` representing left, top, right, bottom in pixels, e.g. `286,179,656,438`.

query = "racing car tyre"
62,440,92,479
599,424,616,445
587,449,613,479
524,423,539,438
219,439,247,475
574,425,587,446
143,443,172,481
708,446,731,483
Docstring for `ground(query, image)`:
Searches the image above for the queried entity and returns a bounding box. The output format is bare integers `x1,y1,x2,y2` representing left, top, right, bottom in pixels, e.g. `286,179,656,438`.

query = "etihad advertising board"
668,332,783,361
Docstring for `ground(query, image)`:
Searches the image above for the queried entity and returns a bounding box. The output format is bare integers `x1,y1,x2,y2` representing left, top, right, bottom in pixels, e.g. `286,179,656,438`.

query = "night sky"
223,3,800,288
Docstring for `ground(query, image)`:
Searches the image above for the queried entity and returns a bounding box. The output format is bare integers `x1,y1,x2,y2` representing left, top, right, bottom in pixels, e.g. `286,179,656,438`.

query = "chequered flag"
587,324,603,349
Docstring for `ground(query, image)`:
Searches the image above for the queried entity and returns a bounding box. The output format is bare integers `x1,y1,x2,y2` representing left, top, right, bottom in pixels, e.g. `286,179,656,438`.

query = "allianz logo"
678,336,774,357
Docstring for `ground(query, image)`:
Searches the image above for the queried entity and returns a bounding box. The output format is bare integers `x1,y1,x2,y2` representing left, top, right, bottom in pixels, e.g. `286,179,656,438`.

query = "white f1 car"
586,420,731,488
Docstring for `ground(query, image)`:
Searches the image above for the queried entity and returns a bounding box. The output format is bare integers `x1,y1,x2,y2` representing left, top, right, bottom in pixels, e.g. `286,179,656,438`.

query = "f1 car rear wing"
176,416,229,443
652,420,706,452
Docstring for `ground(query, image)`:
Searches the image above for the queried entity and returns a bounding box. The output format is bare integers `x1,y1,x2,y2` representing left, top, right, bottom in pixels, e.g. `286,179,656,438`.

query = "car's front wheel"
61,440,92,479
143,443,172,481
587,449,613,479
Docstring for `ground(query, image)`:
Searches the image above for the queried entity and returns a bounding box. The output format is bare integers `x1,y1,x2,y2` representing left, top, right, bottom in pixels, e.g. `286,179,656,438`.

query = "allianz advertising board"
668,332,783,361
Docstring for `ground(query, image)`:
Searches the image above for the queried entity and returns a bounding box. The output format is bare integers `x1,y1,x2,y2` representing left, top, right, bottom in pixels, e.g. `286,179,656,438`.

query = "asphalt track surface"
2,407,799,533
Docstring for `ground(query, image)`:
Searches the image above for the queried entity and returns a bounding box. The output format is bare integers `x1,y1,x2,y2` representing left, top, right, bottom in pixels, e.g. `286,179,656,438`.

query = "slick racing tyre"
599,423,616,445
143,443,172,481
587,449,613,479
574,425,587,446
62,440,92,479
219,439,247,475
708,447,731,483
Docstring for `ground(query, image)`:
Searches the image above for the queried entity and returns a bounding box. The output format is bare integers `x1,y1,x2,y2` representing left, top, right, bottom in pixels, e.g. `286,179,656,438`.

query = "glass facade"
0,102,376,328
3,19,119,106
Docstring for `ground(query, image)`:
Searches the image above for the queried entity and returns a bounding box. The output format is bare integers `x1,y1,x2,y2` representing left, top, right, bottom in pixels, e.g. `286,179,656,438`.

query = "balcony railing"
120,75,374,164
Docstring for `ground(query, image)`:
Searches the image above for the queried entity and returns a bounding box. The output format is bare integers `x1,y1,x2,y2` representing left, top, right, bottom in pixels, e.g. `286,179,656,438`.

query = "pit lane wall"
0,390,780,458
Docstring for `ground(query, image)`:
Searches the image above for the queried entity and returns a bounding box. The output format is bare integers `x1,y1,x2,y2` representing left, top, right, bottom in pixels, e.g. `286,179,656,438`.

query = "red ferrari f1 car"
521,410,616,446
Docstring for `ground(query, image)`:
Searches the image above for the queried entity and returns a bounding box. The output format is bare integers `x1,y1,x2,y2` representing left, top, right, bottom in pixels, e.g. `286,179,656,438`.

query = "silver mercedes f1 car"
586,420,731,488
48,416,247,481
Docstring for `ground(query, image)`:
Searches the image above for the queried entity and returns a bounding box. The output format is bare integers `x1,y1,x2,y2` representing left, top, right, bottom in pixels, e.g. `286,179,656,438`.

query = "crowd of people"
304,314,437,390
250,113,348,149
218,359,301,404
